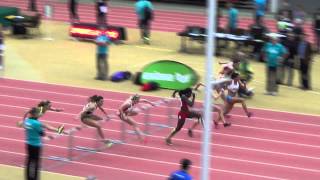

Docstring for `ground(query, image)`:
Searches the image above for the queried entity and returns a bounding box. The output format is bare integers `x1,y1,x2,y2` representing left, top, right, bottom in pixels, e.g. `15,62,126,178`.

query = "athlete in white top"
79,95,111,145
118,94,155,143
224,72,252,117
193,83,231,128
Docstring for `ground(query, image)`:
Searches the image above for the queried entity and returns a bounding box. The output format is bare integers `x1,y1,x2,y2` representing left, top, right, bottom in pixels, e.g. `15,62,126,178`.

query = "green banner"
140,60,198,90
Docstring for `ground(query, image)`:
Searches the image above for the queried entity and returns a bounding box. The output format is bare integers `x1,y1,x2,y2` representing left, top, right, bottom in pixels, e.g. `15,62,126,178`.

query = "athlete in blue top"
169,159,192,180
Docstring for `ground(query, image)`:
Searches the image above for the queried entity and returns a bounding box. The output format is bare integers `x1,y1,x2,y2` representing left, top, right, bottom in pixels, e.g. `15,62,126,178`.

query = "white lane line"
2,77,320,117
2,111,320,150
1,86,320,127
1,92,320,130
0,137,297,179
1,103,320,139
0,149,167,178
1,119,320,161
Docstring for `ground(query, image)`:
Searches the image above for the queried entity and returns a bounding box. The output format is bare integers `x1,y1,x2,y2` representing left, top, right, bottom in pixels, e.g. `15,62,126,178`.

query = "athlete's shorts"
226,95,233,103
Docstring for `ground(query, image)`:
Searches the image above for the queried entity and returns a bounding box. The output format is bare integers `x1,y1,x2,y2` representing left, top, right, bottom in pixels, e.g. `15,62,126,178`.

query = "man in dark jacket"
29,0,37,12
69,0,79,23
314,8,320,53
297,33,313,90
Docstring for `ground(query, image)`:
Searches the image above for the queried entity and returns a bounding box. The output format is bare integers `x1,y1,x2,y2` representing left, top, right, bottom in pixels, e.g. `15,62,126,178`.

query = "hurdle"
45,114,122,166
44,98,169,168
143,98,177,135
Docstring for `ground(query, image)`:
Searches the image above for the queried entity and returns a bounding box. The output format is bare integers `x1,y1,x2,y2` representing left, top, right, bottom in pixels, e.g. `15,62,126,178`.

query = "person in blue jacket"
169,159,192,180
135,0,154,44
23,107,64,180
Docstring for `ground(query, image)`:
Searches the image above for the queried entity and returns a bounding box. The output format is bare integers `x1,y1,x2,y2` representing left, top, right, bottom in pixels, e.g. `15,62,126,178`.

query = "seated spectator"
169,159,192,180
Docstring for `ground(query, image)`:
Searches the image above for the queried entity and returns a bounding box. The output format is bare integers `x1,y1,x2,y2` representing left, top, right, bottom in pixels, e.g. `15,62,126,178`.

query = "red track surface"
0,0,316,43
0,78,320,179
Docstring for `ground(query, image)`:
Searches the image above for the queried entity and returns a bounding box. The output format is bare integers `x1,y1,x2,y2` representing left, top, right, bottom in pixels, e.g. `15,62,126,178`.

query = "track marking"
0,137,307,179
0,89,320,127
0,149,167,178
2,103,320,139
1,121,320,161
2,77,320,117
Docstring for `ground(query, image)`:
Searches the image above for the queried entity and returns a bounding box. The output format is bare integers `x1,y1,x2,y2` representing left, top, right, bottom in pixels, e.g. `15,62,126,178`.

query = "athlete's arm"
140,99,155,106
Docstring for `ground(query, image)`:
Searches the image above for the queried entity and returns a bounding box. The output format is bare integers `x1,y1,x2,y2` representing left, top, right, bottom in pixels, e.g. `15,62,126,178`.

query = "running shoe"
223,122,231,127
188,129,193,138
57,125,65,134
104,140,114,148
165,138,173,146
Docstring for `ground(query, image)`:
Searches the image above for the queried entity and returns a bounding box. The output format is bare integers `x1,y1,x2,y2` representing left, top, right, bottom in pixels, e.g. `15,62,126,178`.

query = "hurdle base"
46,156,71,162
147,122,171,129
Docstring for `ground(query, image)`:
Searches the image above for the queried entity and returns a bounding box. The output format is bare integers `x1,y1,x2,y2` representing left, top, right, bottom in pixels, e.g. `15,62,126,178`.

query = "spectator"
293,5,306,24
0,25,3,70
69,0,79,23
29,0,37,12
135,0,154,44
281,32,298,86
169,159,192,180
249,16,269,61
95,26,111,81
254,0,266,24
227,2,238,34
277,10,293,35
292,18,304,37
96,0,108,26
263,36,288,96
276,0,293,21
313,8,320,53
297,33,313,90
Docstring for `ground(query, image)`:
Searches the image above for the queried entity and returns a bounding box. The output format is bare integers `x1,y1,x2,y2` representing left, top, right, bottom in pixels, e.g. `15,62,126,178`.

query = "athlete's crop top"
227,80,239,93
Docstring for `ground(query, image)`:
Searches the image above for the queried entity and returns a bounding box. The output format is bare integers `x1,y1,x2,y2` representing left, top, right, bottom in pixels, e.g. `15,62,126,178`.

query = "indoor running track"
0,78,320,179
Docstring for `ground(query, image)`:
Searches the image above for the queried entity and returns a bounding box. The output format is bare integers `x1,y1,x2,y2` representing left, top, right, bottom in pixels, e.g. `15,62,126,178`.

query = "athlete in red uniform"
165,88,202,146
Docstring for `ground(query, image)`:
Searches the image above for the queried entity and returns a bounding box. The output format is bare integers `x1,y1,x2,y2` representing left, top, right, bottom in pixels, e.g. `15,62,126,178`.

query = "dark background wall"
286,0,320,14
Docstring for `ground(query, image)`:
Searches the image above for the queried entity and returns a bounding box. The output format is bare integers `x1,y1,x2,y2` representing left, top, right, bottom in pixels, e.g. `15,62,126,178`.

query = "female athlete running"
118,94,155,142
79,95,111,144
223,72,252,117
165,88,202,146
194,83,231,128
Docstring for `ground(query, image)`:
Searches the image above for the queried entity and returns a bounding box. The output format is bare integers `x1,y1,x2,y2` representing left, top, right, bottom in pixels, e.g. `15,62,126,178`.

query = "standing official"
135,0,153,44
96,0,108,26
69,0,79,23
95,26,111,81
0,25,4,70
263,36,287,96
29,0,38,12
297,33,313,90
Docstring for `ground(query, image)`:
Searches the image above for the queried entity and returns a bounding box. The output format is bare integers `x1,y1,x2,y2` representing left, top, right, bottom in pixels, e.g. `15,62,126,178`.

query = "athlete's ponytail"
38,100,51,108
172,90,179,98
